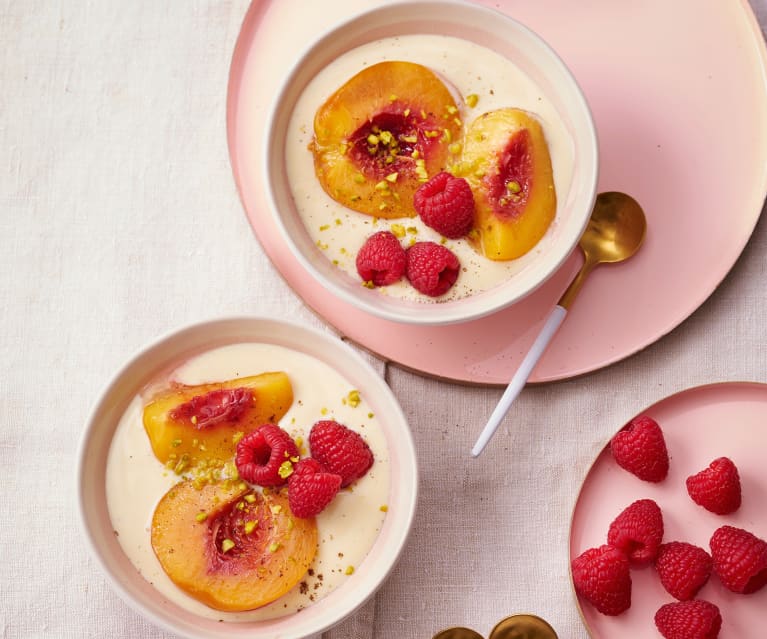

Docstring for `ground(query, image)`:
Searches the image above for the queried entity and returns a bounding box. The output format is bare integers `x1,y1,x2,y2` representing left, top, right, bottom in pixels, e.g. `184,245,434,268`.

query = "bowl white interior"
77,317,418,639
264,0,598,326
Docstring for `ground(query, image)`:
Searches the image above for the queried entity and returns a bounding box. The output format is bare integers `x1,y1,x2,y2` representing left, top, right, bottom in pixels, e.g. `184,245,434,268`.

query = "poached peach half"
151,480,317,611
458,108,556,260
142,372,293,467
310,61,462,219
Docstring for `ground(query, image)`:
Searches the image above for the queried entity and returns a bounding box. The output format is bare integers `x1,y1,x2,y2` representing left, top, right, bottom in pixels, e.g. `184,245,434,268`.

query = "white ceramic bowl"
77,317,417,639
264,0,598,326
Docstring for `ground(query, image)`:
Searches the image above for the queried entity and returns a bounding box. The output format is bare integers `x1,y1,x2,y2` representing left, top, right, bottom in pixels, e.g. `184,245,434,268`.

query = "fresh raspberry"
686,457,741,515
655,541,713,601
287,458,342,518
234,424,299,487
607,499,664,566
309,420,374,488
405,241,460,297
709,525,767,594
654,600,722,639
571,544,632,616
355,231,407,287
169,387,253,428
610,415,669,482
413,171,475,238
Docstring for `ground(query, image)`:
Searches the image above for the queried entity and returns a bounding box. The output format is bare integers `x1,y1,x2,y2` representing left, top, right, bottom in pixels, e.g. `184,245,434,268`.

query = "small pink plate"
227,0,767,384
569,382,767,638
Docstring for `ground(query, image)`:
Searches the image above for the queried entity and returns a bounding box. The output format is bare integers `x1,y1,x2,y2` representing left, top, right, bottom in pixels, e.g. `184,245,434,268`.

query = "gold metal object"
433,614,558,639
432,628,485,639
488,614,558,639
558,191,647,310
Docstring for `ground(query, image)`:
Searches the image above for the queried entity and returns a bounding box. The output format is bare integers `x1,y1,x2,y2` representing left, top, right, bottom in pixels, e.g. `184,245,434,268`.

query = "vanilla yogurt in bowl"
285,33,575,303
78,317,417,639
264,0,598,326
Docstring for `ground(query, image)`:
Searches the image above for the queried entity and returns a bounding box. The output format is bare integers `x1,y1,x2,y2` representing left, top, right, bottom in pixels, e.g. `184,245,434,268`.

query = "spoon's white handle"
471,304,568,457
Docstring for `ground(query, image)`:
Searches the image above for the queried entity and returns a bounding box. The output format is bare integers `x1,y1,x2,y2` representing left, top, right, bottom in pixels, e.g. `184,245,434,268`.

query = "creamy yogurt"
106,342,389,621
285,33,574,301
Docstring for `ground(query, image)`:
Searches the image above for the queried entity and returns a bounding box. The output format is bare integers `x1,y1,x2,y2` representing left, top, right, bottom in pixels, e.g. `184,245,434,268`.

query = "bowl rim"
262,0,598,326
76,315,418,639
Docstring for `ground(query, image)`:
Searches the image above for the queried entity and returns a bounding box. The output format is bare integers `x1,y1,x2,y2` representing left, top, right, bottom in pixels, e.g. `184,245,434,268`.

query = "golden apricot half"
151,480,318,611
143,372,293,466
310,61,462,219
458,108,556,260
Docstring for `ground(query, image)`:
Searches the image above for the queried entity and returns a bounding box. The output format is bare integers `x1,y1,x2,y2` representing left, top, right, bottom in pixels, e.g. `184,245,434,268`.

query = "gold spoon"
472,192,647,456
433,613,559,639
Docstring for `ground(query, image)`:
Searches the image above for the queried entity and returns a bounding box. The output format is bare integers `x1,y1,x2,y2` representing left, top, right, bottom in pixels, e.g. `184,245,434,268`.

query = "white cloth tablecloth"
2,1,766,637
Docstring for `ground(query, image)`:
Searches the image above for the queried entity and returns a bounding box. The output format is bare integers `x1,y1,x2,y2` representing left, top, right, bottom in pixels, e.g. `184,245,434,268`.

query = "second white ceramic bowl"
77,317,417,639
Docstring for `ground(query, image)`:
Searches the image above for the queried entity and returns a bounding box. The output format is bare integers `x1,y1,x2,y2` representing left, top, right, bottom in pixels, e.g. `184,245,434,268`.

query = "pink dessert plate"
569,381,767,638
227,0,767,385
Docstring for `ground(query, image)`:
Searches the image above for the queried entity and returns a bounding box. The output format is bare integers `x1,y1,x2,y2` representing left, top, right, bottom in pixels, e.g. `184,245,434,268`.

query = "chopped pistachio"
345,566,355,575
232,431,244,446
388,93,398,102
465,93,479,108
507,180,521,194
353,173,365,184
174,454,190,475
244,520,258,534
362,280,375,289
244,493,256,504
346,389,361,407
380,505,389,512
278,460,294,479
404,108,411,117
390,224,406,239
448,142,462,155
385,172,398,183
319,224,330,231
268,542,281,553
367,412,374,419
221,539,235,553
367,134,379,145
270,504,283,515
195,512,208,522
171,438,182,448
